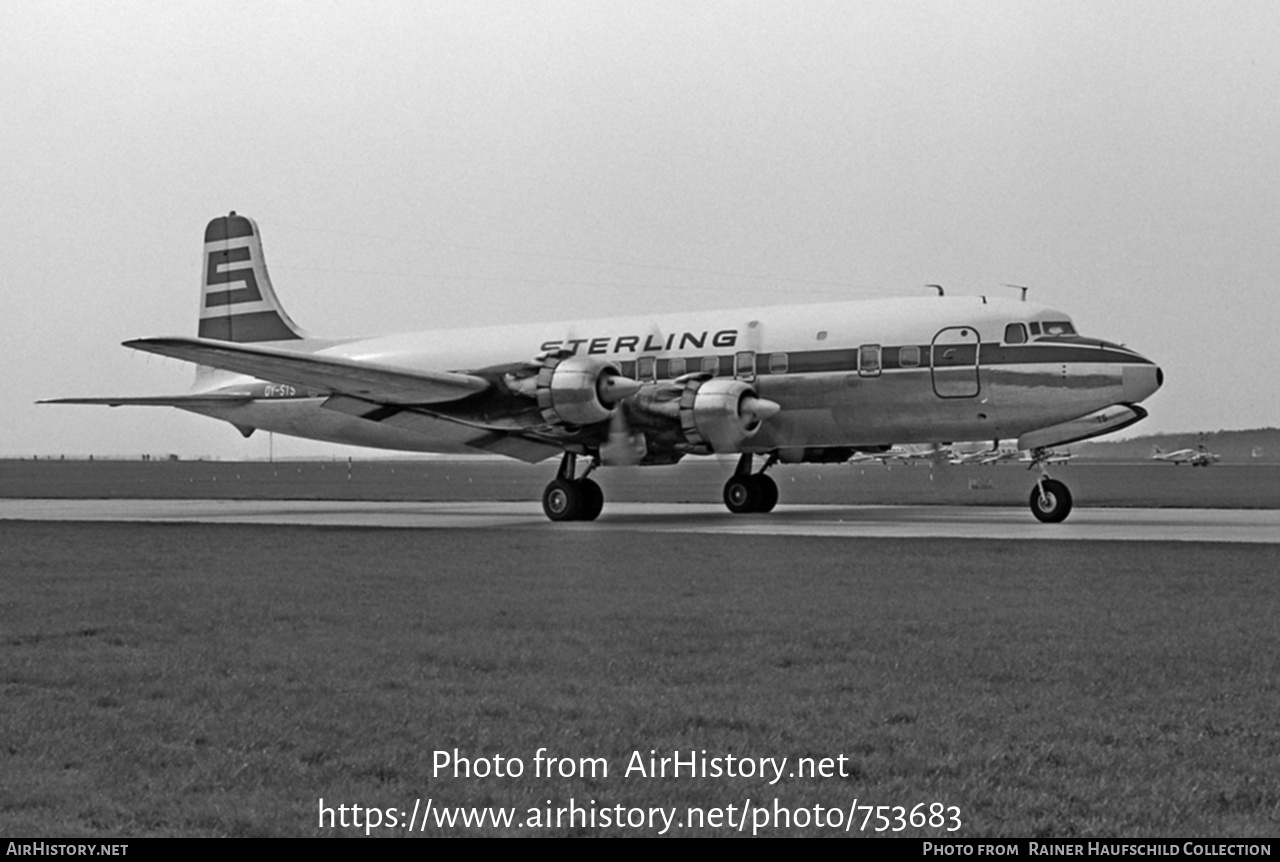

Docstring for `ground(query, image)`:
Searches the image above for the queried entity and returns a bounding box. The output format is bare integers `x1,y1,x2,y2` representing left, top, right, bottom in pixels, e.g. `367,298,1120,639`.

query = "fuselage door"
931,327,980,398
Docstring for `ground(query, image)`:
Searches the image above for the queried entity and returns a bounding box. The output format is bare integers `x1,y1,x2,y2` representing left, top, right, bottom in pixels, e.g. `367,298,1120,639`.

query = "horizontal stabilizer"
41,394,253,408
123,337,490,405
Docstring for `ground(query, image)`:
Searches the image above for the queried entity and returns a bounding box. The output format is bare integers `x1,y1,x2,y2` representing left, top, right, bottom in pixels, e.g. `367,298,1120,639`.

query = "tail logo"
205,247,263,308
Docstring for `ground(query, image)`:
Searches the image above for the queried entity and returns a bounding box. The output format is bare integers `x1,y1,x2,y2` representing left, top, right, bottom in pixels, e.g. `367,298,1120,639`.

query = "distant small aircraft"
45,212,1163,523
849,443,945,465
948,440,1021,466
1151,444,1219,467
1020,449,1072,466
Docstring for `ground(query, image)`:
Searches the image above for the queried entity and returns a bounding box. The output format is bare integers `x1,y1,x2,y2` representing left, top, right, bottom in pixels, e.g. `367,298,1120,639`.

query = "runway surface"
2,499,1277,542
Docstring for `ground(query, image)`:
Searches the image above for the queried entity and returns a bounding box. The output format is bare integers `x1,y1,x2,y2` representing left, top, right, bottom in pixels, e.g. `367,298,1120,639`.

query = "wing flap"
322,395,562,463
123,337,490,405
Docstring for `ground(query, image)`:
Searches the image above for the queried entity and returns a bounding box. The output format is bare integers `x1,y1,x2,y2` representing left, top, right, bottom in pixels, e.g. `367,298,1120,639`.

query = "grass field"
3,522,1278,837
4,459,1280,509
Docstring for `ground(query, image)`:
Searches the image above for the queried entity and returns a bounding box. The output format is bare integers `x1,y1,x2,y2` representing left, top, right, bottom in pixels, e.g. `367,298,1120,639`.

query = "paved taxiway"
2,500,1276,543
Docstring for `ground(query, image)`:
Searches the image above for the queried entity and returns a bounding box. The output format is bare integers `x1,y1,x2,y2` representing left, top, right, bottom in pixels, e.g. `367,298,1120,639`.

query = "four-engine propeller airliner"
45,213,1164,523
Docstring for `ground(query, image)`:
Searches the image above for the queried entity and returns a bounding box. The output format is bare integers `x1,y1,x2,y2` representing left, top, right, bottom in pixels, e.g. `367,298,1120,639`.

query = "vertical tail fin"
199,212,306,342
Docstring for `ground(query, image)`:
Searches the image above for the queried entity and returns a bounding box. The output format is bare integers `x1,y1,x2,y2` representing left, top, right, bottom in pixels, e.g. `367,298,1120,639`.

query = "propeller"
596,370,648,465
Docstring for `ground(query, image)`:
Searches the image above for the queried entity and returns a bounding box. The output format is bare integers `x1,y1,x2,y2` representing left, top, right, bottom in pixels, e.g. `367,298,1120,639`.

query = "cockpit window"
1028,322,1041,335
1004,323,1027,344
1041,320,1076,336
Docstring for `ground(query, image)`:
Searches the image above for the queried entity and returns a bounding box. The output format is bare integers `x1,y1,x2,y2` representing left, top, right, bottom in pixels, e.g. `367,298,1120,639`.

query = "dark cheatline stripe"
204,215,256,243
613,342,1148,380
198,311,302,342
981,344,1152,366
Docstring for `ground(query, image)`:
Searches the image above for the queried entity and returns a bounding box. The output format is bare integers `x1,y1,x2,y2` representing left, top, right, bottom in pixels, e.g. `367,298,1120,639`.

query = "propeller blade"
600,407,646,466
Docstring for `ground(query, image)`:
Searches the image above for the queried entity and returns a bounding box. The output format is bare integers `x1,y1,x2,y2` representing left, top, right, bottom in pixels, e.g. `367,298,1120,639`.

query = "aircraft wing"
123,337,490,405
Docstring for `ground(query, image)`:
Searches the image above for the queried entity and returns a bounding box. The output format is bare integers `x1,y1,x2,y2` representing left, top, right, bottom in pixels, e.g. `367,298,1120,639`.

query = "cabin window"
701,355,720,375
816,330,828,341
1004,323,1027,344
735,351,756,379
858,344,882,377
768,352,789,374
899,346,920,367
637,356,656,381
668,357,686,378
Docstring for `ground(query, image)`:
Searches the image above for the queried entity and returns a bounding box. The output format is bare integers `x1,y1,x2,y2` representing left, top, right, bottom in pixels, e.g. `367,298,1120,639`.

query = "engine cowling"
536,354,639,428
679,377,780,453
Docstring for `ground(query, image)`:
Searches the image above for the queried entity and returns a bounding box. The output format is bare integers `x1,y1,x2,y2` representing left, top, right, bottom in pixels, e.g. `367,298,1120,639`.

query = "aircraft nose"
1123,363,1162,403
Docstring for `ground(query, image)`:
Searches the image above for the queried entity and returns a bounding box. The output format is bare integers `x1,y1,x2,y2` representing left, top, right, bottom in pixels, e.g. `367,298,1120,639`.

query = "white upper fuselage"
192,294,1162,457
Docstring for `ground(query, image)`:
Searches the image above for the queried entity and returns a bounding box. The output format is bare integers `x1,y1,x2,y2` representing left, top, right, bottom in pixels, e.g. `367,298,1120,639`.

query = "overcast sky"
4,1,1277,459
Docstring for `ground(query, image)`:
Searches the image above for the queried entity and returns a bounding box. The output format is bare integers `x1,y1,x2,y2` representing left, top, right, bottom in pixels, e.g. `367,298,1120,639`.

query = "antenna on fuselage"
1003,283,1030,302
926,284,944,296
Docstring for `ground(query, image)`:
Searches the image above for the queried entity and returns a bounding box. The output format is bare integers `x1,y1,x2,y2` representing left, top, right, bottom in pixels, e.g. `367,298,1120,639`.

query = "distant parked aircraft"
849,443,946,465
948,440,1021,465
1020,449,1072,466
1151,444,1219,467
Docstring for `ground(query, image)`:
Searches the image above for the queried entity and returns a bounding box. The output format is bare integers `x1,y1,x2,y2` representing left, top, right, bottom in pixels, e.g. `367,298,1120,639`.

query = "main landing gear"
1027,448,1073,523
723,453,779,514
542,452,605,522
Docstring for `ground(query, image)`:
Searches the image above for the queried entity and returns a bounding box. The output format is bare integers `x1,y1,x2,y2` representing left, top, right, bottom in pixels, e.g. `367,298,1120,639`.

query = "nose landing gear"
1028,448,1073,523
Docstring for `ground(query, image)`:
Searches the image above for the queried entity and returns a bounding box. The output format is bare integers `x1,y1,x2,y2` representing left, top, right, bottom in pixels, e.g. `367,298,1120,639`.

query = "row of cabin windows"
639,354,777,379
630,345,921,381
636,355,726,379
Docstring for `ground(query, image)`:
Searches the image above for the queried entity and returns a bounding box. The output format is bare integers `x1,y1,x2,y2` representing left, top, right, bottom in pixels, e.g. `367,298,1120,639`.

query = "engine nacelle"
536,354,634,428
679,377,780,453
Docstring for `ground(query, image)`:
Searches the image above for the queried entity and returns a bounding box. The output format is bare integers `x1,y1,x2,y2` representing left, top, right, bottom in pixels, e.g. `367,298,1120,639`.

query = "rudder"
199,212,306,342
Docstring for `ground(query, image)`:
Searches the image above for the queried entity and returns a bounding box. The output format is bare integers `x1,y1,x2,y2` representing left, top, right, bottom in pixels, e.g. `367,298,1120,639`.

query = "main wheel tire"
577,478,604,521
755,474,779,513
1030,478,1073,523
543,478,583,521
723,475,761,514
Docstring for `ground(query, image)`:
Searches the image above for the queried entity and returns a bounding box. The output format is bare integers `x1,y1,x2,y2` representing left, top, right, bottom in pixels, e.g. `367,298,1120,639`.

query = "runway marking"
2,500,1277,543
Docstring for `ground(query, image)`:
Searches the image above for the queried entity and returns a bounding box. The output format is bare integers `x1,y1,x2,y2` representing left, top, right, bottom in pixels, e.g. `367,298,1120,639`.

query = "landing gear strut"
1027,448,1073,523
542,453,605,522
723,453,779,514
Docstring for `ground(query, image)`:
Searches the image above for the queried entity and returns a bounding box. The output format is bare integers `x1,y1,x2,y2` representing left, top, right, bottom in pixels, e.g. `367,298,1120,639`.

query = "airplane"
849,443,945,465
947,439,1021,465
44,212,1164,523
1151,443,1218,467
1019,448,1072,466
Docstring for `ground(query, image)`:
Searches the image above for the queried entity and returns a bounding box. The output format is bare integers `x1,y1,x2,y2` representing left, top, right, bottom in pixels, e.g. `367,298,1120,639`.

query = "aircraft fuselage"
185,295,1160,460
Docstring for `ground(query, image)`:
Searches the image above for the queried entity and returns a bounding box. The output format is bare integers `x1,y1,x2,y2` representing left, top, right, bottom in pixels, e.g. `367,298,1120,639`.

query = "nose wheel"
1027,449,1073,523
1029,478,1072,523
